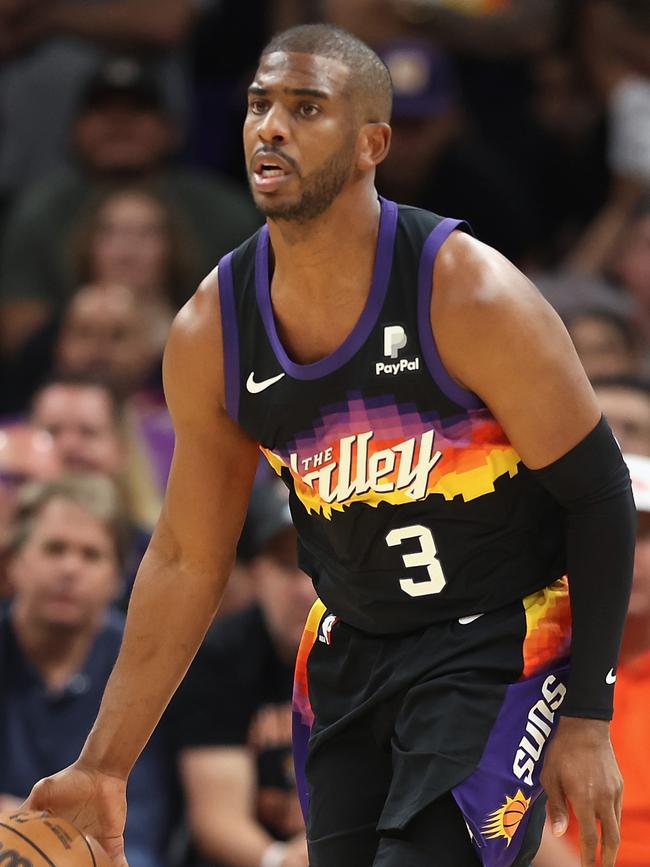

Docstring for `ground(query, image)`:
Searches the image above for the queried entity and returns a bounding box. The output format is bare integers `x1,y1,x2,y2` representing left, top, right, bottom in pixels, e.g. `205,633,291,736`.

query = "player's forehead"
251,51,351,99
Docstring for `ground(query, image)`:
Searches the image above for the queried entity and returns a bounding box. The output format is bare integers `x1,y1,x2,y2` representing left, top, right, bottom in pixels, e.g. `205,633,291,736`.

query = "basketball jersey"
218,197,566,634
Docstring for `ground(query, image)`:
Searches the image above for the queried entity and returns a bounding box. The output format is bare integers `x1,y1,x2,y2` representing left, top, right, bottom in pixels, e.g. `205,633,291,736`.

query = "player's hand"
280,833,309,867
541,717,622,867
20,762,128,867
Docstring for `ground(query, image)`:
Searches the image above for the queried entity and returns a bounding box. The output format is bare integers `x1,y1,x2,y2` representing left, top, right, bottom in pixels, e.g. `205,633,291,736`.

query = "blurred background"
0,2,649,867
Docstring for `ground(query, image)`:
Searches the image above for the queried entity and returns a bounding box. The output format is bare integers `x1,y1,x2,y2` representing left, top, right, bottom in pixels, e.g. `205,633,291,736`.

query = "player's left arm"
431,232,635,867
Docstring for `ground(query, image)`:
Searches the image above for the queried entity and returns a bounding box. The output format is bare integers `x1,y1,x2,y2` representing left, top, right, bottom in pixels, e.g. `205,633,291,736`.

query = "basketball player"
23,25,634,867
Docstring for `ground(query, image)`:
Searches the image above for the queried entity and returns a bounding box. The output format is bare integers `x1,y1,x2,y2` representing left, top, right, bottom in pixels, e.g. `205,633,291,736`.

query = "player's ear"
357,122,391,171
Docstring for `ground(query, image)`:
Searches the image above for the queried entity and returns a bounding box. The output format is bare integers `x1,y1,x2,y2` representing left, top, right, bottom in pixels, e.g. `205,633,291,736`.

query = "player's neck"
266,185,381,298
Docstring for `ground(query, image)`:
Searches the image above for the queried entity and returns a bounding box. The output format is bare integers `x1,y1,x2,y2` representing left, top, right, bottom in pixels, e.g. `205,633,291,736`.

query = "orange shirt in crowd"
566,649,650,866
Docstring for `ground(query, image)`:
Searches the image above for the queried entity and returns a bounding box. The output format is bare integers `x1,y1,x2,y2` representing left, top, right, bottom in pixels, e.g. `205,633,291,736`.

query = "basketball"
0,811,112,867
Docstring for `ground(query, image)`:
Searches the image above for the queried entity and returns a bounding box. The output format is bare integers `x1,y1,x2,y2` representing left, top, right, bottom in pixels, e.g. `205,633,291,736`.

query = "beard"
251,138,356,224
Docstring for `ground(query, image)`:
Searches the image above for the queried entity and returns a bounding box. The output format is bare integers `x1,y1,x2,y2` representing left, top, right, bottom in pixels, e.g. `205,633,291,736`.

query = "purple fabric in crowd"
136,406,175,490
452,665,570,866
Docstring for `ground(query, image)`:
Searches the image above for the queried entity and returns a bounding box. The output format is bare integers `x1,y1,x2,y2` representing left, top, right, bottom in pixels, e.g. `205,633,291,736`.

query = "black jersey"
218,198,566,634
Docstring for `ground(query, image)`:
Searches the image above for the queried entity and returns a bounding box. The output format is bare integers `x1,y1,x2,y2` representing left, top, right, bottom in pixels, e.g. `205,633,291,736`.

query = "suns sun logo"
482,790,531,847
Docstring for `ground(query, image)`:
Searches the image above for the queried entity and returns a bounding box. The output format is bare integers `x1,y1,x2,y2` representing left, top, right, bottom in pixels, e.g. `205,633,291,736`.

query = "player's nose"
257,103,290,145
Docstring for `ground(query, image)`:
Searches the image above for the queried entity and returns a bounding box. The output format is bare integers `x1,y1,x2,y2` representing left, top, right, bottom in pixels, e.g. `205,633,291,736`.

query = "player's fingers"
614,782,623,828
575,809,598,867
599,806,621,867
543,773,569,836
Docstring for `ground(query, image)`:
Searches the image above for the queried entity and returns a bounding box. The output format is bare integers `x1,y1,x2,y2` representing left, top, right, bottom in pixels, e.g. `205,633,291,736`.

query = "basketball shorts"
292,579,572,867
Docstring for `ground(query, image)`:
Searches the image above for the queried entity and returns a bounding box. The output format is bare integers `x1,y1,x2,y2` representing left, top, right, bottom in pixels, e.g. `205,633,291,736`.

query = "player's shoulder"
169,264,221,349
432,232,564,377
162,264,228,416
434,230,543,319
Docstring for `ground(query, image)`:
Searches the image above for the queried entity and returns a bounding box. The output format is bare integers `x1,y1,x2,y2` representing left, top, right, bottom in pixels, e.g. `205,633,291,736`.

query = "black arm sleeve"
531,415,636,720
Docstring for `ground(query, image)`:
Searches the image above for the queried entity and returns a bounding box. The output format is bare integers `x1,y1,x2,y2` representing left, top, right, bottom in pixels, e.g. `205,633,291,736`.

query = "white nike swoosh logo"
458,613,484,625
246,371,285,394
606,668,617,685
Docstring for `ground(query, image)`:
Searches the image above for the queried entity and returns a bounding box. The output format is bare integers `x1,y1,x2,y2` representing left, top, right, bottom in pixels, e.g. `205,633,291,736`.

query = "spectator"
528,49,610,265
564,308,640,381
55,284,161,403
31,377,125,477
30,375,157,593
0,426,60,515
0,54,260,356
567,0,650,273
386,0,559,58
534,452,650,867
535,271,644,379
375,41,540,262
592,376,650,457
51,284,176,504
169,483,315,867
0,425,61,596
0,475,174,867
345,0,563,200
0,0,194,200
607,196,650,343
75,183,200,316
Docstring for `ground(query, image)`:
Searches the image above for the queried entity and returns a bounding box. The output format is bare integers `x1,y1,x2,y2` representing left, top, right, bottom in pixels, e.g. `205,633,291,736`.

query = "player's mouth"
252,155,294,192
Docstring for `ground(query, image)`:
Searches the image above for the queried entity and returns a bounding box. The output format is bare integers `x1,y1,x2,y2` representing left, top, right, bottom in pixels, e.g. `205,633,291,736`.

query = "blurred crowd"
0,1,649,866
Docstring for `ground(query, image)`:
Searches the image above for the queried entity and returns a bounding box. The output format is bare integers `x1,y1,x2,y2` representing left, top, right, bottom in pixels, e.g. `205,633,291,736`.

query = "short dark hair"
261,24,392,123
30,371,125,433
32,372,124,428
9,474,129,568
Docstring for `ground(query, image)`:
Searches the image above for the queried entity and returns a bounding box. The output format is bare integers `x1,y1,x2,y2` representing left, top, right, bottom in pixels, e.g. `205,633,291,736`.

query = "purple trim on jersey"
452,664,570,867
255,197,398,380
217,251,240,422
417,219,484,409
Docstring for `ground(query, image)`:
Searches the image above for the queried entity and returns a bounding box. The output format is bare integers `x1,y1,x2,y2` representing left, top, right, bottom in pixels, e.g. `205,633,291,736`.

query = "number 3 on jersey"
385,525,446,597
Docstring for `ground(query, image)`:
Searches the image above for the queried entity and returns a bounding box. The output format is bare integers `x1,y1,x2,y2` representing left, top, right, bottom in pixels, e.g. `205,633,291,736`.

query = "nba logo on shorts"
318,614,339,645
383,325,407,359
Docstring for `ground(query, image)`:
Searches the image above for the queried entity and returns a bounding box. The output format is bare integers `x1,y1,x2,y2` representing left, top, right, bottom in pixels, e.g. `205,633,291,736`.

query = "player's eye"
298,103,320,118
249,99,268,115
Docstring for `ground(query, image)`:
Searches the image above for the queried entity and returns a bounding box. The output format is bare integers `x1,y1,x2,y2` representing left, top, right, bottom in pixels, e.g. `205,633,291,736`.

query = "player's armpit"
430,232,601,468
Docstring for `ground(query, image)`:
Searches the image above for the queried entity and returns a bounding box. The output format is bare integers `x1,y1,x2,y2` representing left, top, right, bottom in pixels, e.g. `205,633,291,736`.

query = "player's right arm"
22,269,260,864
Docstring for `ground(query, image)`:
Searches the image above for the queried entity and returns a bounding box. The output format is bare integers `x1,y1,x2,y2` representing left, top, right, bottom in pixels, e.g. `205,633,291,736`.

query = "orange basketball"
0,811,112,867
